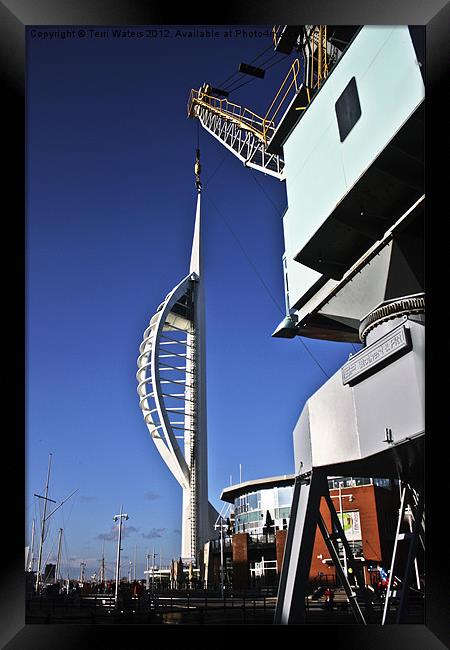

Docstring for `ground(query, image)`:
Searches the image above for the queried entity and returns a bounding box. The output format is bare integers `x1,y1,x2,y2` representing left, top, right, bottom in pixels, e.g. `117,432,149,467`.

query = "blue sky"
26,25,360,580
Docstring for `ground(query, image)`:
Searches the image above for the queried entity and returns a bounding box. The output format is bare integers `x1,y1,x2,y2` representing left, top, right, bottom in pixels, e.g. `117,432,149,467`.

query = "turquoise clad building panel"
282,26,424,310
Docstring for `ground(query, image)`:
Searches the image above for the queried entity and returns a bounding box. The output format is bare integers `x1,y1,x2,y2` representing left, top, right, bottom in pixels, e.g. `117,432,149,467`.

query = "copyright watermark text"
29,27,272,41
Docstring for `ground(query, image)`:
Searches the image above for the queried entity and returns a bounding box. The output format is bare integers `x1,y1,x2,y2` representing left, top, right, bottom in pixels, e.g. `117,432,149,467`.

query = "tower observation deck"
136,191,218,562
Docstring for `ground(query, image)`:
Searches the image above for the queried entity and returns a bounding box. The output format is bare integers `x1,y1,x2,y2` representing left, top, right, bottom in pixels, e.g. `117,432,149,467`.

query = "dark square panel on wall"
335,76,362,142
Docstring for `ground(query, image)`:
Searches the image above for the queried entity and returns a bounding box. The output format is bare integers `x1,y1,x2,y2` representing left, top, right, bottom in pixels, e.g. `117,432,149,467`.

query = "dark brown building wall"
276,529,287,574
358,486,382,562
310,494,335,582
309,484,396,582
232,533,249,591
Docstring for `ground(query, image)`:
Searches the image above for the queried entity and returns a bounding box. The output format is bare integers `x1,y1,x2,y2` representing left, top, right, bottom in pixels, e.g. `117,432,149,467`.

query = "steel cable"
203,190,331,379
219,41,275,90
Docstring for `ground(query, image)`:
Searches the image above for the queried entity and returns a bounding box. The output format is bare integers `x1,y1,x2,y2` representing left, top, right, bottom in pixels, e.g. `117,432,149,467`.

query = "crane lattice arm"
187,27,340,181
187,83,285,180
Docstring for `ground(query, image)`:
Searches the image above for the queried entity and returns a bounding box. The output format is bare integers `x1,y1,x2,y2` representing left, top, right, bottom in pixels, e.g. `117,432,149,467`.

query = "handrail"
310,25,328,90
262,58,301,142
188,60,300,147
188,88,271,143
272,25,282,48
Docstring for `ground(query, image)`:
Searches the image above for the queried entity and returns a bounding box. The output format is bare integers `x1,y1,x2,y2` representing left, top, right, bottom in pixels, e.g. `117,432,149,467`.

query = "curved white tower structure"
136,192,217,561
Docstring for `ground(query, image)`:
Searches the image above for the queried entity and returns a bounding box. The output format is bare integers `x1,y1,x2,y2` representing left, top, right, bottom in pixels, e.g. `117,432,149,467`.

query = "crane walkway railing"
187,88,284,179
186,57,305,180
263,58,302,139
188,60,302,148
187,89,274,143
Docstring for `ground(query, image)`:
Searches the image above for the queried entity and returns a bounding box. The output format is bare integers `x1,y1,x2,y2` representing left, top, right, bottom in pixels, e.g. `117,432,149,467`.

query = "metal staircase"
317,490,374,624
382,482,425,624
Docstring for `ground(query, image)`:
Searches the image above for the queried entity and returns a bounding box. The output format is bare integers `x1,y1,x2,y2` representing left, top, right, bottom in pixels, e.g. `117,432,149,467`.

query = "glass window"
275,507,291,521
248,492,258,511
277,486,293,507
374,478,391,489
248,510,262,523
279,506,291,519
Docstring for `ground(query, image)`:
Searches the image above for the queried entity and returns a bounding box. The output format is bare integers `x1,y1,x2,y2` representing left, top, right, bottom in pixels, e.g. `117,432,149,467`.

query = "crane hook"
194,148,202,192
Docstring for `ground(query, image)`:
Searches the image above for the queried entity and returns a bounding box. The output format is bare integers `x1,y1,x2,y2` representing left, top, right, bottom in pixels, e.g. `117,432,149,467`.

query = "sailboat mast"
55,528,63,584
35,453,52,591
28,518,36,572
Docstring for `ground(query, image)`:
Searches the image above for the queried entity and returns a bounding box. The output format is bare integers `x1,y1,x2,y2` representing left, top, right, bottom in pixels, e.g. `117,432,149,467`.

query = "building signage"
342,323,412,386
338,510,361,541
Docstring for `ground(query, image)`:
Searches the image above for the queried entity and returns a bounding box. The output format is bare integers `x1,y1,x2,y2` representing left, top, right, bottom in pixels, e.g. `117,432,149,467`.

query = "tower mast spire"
137,148,219,564
190,149,202,277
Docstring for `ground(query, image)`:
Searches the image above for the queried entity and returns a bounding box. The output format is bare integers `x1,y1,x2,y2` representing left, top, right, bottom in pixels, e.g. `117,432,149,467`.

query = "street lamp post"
128,561,132,583
338,482,348,577
330,483,354,582
214,516,227,598
151,549,159,591
113,505,129,604
152,549,155,591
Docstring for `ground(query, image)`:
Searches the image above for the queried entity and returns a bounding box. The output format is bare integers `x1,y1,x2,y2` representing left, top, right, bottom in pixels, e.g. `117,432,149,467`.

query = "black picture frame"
2,0,447,647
